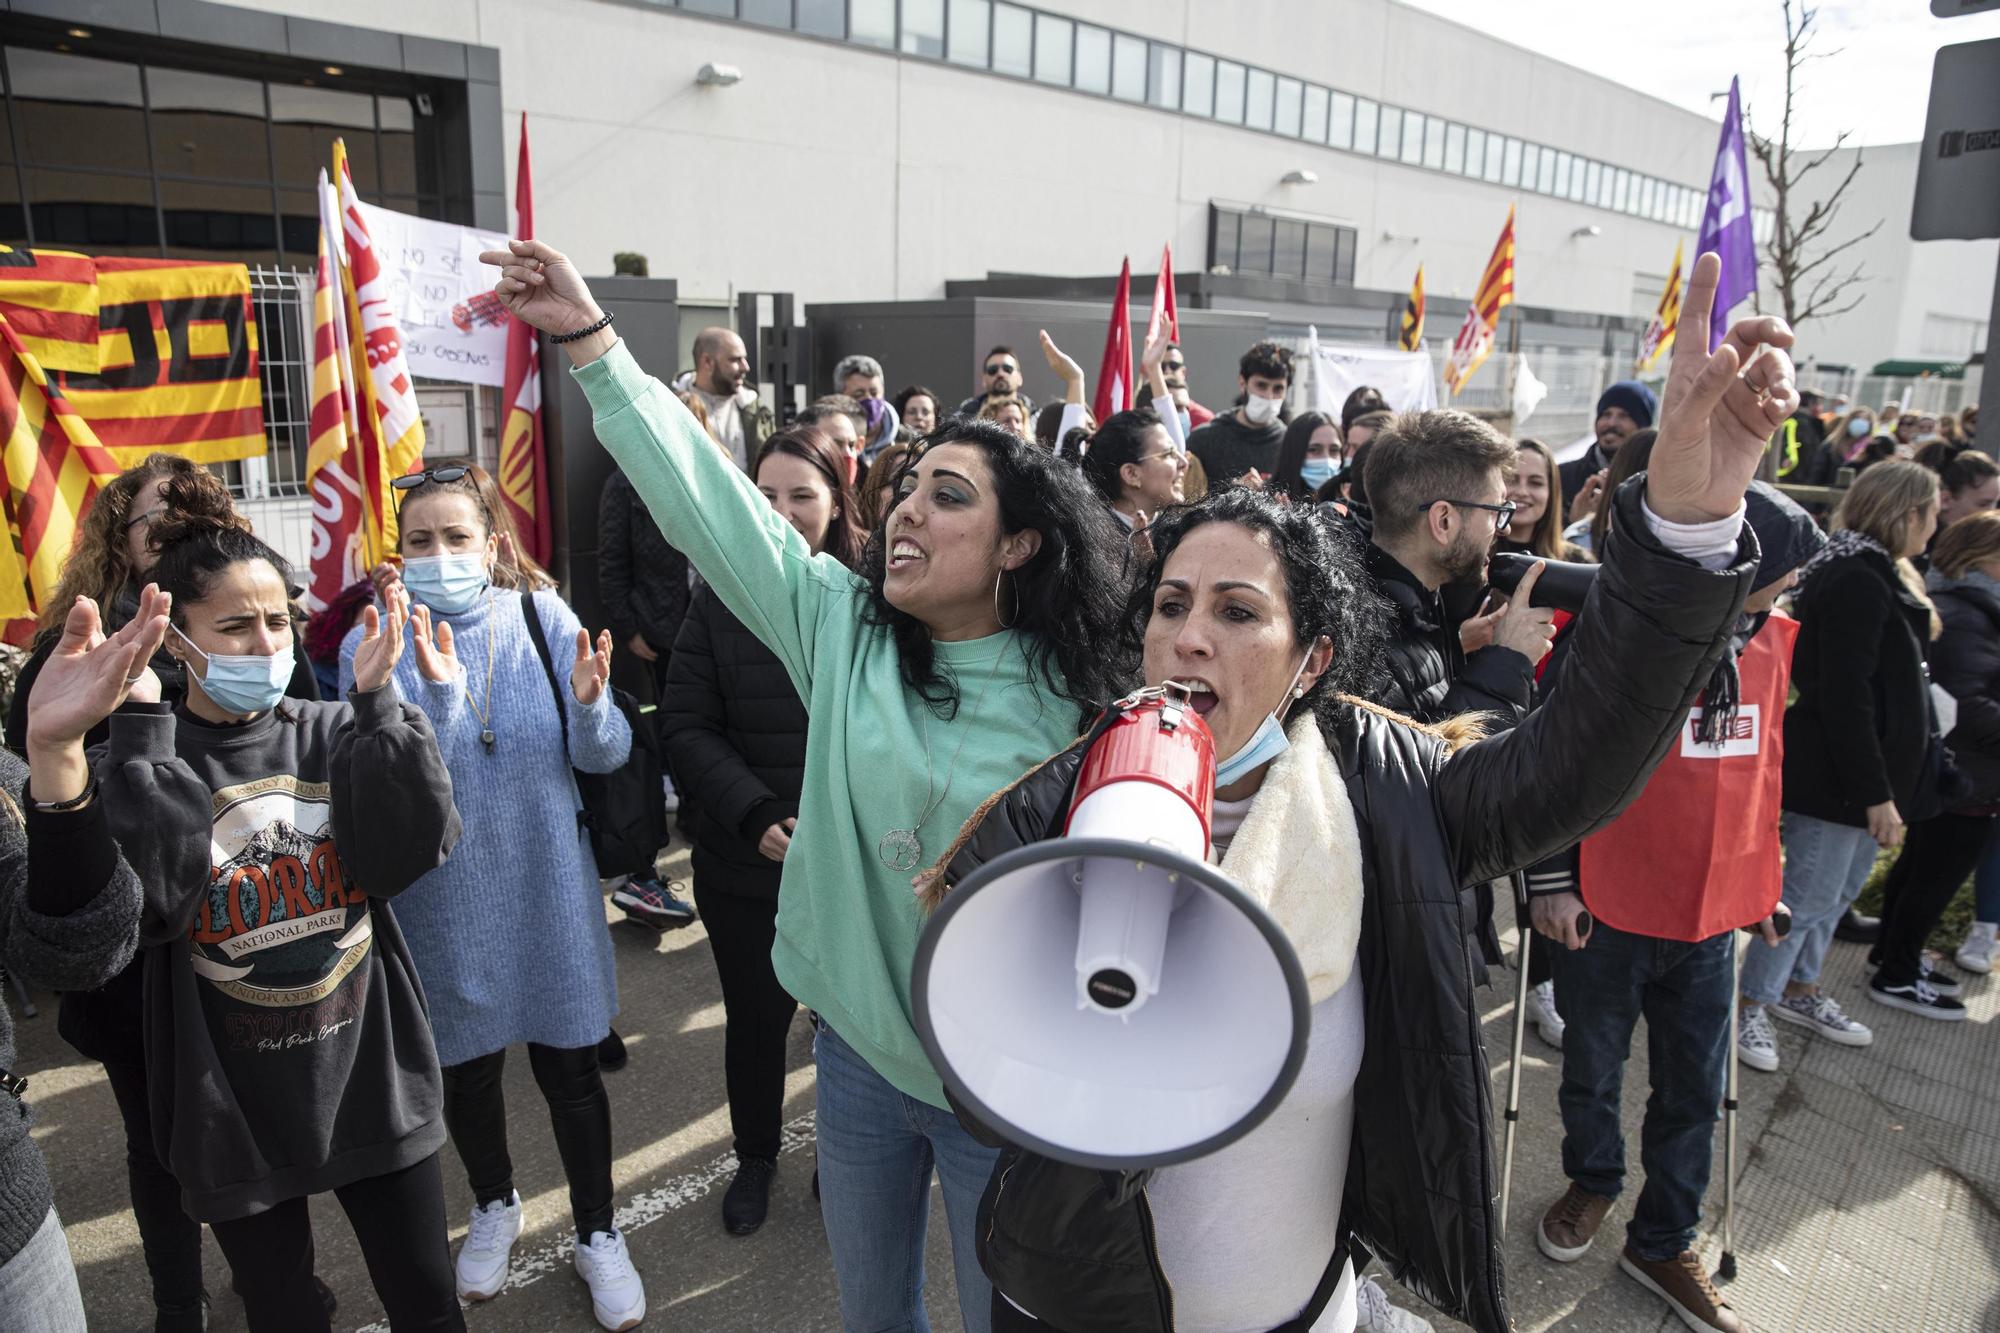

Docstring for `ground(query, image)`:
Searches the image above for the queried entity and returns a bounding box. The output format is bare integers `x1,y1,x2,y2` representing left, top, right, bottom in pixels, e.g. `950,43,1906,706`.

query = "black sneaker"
1920,956,1964,997
723,1156,776,1235
597,1028,628,1071
1835,908,1882,944
1868,976,1967,1021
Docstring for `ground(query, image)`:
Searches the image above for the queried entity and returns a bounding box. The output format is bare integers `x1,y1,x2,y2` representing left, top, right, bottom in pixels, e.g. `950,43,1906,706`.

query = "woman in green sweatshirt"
485,238,1130,1333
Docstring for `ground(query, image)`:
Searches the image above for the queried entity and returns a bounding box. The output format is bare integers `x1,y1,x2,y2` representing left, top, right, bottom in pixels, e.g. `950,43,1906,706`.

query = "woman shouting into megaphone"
484,240,1132,1333
924,254,1798,1333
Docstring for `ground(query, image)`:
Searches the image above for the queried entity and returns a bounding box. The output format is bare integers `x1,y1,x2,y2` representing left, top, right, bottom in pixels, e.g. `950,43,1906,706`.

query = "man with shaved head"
686,325,772,471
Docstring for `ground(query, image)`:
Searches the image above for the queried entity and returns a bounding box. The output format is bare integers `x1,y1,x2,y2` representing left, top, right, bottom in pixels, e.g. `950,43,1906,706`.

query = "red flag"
499,114,550,563
1146,244,1179,346
1092,258,1133,425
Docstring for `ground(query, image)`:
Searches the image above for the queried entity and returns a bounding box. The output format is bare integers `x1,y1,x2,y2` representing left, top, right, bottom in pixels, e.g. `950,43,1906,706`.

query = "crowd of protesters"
0,234,1988,1333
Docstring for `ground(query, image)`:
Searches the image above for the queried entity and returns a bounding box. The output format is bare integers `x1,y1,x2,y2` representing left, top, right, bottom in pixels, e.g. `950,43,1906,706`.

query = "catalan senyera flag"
1398,264,1426,352
0,245,264,619
304,172,368,612
498,113,550,564
1635,240,1685,374
333,138,426,564
1443,207,1516,397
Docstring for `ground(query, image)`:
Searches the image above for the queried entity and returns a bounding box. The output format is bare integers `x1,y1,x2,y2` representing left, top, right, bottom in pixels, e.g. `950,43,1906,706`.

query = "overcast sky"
1398,0,2000,149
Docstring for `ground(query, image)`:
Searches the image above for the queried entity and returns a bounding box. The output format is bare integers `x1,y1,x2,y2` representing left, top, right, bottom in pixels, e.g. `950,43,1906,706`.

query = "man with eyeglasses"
953,345,1036,420
1159,341,1213,432
1359,409,1555,727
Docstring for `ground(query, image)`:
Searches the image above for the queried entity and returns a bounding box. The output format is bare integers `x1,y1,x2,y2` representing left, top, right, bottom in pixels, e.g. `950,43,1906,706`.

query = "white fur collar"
1216,717,1364,1003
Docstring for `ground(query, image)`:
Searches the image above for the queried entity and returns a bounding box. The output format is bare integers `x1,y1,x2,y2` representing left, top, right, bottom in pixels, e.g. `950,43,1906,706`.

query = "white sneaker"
1769,990,1873,1046
574,1228,646,1330
455,1192,523,1301
1526,979,1565,1049
1354,1274,1435,1332
1738,1005,1780,1073
1955,922,1996,976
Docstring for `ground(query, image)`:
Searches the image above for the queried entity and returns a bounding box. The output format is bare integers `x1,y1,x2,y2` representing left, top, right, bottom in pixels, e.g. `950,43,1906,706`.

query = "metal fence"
1796,367,1982,420
231,266,500,573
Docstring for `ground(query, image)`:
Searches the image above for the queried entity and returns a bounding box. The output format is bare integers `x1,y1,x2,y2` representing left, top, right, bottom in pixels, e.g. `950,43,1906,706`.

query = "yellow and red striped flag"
333,138,426,564
498,113,549,563
304,171,368,612
1444,207,1516,397
0,245,265,620
1635,240,1685,373
1398,264,1426,352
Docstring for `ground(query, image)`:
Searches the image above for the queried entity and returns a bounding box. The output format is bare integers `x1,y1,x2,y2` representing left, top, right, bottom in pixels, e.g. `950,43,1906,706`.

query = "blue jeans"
0,1208,87,1333
1975,820,2000,924
815,1019,999,1333
1553,920,1734,1260
1738,812,1879,1006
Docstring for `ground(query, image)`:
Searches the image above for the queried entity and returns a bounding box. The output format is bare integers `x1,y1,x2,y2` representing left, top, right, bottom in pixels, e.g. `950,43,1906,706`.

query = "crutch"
1718,909,1788,1283
1499,872,1533,1235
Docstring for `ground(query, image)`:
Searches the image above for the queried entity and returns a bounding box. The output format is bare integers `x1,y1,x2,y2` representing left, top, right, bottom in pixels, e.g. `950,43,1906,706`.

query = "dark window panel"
1272,218,1304,277
1211,208,1239,269
681,0,736,13
279,187,320,257
1305,223,1335,281
24,167,159,251
1238,212,1273,274
147,68,270,183
1334,227,1355,284
10,47,149,171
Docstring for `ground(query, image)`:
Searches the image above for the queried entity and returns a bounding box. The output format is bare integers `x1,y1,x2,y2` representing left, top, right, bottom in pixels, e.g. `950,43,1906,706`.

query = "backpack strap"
519,589,573,761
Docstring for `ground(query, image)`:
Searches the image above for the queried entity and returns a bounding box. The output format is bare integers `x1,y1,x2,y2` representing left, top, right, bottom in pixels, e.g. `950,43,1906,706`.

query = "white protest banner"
352,201,511,387
1305,328,1439,418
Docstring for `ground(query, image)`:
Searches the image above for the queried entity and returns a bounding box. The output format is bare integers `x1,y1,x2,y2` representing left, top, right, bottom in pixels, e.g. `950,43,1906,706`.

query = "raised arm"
1433,254,1795,885
482,240,848,694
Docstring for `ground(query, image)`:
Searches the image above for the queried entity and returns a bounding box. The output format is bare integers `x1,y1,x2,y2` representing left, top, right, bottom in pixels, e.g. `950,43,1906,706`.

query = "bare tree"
1746,0,1881,328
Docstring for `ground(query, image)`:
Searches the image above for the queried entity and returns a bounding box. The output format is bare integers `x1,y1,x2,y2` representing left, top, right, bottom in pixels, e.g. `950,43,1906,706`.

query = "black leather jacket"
934,480,1757,1333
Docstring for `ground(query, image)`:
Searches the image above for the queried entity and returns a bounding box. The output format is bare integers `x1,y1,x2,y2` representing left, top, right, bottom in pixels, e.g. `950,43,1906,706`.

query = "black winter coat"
1366,543,1532,727
935,479,1756,1333
660,588,807,898
1927,575,2000,805
1782,549,1932,828
599,468,693,656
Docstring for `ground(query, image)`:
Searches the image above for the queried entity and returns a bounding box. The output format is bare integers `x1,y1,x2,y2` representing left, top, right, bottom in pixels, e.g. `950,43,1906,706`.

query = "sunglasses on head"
985,362,1017,376
392,466,472,491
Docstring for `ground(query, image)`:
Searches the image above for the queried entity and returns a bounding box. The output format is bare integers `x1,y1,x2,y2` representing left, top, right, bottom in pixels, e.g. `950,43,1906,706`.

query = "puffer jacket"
931,479,1756,1333
660,587,808,899
599,468,693,656
1365,543,1532,727
1926,570,2000,804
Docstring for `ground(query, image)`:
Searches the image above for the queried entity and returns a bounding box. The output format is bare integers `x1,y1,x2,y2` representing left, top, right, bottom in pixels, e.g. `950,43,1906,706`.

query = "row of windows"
655,0,1773,242
1209,206,1357,285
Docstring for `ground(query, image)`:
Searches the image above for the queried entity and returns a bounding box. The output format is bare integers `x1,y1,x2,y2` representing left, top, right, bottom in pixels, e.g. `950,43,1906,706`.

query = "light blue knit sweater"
340,588,631,1066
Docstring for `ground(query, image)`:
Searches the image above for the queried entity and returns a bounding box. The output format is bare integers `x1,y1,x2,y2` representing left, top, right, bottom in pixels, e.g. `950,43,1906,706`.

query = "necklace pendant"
878,828,923,873
480,728,496,754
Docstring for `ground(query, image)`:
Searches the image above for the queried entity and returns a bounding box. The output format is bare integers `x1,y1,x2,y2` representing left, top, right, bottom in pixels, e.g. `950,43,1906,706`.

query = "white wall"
215,0,1985,373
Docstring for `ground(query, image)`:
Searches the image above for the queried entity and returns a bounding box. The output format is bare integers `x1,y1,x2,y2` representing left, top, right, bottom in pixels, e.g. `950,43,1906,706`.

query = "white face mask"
1242,392,1282,427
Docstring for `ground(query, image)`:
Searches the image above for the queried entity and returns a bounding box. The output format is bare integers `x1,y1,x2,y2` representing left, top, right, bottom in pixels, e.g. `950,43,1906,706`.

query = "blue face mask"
401,553,490,614
1300,458,1340,491
173,623,293,717
1847,418,1872,439
1214,651,1313,788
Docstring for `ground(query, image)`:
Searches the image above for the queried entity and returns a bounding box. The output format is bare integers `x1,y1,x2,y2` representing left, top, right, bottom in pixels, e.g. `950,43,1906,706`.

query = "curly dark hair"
857,417,1131,724
149,511,297,628
1079,406,1167,506
1121,487,1390,727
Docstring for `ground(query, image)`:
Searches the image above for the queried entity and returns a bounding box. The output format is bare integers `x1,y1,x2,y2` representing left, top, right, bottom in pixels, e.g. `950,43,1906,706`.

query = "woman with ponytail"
93,514,463,1331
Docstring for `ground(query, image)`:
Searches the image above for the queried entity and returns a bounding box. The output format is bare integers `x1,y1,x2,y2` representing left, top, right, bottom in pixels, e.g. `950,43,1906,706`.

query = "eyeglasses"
1134,449,1185,466
124,505,167,533
1161,360,1186,372
984,362,1018,376
392,466,472,491
1419,497,1517,528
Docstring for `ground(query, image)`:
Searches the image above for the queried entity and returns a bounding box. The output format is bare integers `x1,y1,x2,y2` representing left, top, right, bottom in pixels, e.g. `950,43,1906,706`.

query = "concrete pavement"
13,836,1997,1332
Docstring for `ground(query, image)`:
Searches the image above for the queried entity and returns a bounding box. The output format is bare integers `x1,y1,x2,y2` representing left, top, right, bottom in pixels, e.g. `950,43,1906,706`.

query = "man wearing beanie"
1561,380,1660,510
1529,482,1819,1333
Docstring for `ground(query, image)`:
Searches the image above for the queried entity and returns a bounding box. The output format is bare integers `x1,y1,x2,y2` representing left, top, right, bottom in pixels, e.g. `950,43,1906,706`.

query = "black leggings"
208,1152,461,1332
691,870,799,1161
102,1058,206,1327
1876,811,1994,986
440,1042,614,1240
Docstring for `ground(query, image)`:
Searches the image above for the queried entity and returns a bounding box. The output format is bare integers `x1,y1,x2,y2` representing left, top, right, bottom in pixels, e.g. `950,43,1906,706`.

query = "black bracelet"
28,780,96,813
551,311,614,344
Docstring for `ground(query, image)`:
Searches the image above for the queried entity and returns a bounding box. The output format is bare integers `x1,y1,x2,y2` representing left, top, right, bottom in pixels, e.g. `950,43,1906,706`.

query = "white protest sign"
1305,328,1439,417
353,201,511,387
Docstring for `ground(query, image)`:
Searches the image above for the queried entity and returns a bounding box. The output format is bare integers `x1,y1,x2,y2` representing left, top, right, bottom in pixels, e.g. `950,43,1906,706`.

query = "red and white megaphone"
912,686,1310,1170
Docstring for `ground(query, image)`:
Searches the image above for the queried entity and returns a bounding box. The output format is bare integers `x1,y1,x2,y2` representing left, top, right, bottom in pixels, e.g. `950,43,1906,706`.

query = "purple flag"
1696,77,1758,351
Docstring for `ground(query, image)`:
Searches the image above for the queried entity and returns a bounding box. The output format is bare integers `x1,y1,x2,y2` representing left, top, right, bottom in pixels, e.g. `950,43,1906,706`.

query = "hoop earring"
995,569,1017,630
